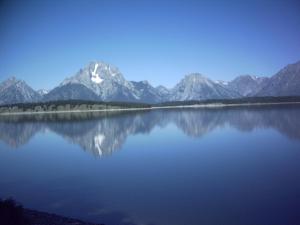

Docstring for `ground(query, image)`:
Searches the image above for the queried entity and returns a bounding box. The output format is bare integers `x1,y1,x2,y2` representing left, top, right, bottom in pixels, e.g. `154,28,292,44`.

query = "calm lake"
0,105,300,225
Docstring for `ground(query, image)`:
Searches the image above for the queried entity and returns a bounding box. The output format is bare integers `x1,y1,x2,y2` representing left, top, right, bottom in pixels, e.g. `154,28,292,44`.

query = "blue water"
0,105,300,225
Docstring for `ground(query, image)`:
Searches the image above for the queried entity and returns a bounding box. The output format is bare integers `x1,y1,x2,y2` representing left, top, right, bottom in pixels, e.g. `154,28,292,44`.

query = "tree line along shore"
1,96,300,114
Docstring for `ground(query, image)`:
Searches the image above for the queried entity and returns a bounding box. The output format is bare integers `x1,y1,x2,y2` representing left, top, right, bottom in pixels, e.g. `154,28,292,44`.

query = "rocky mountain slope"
44,83,99,101
169,73,240,101
256,61,300,96
226,75,269,96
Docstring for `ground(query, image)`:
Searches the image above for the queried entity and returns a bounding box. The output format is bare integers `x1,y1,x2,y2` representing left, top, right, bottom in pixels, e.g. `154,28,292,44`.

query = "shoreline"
1,101,300,116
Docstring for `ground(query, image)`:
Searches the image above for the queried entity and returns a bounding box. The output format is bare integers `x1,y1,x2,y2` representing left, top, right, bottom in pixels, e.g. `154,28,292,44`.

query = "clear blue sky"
0,0,300,90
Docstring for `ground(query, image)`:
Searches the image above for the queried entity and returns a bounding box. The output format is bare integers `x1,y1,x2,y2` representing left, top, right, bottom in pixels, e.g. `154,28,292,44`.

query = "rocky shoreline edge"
23,209,104,225
0,198,104,225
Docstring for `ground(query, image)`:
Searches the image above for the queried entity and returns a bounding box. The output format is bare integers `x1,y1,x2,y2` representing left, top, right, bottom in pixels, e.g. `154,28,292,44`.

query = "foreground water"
0,105,300,225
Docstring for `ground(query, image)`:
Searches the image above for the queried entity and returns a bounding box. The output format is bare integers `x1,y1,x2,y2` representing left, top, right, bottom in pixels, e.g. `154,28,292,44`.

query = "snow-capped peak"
37,89,49,96
250,75,258,80
91,63,103,84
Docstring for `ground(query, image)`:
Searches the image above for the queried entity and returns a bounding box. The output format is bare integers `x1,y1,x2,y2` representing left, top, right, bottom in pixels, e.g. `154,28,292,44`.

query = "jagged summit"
61,61,125,90
1,76,23,89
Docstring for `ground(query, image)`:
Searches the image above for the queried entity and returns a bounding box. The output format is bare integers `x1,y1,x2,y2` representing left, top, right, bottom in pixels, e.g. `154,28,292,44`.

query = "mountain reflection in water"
0,105,300,156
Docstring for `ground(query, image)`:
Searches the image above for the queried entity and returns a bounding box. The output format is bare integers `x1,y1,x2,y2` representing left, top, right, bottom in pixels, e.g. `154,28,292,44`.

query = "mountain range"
0,60,300,105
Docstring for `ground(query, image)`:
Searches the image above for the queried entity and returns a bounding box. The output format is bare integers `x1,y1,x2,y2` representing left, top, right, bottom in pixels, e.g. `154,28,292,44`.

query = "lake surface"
0,105,300,225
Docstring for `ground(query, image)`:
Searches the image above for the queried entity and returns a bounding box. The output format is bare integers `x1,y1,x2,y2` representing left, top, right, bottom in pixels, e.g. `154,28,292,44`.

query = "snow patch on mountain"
91,63,103,84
